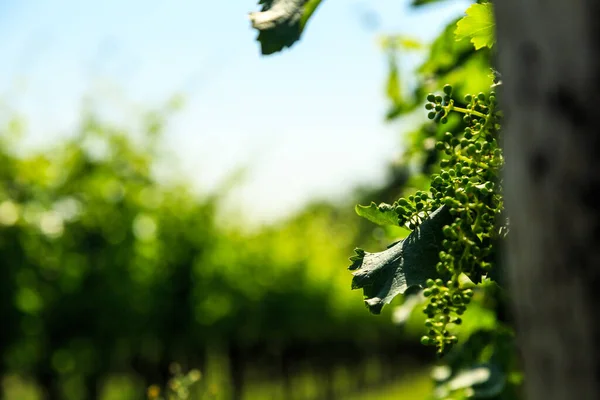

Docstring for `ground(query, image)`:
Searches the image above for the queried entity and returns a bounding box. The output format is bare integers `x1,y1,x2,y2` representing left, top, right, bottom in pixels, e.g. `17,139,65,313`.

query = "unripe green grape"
435,105,442,112
436,263,447,275
428,111,436,120
477,92,486,101
464,94,473,102
440,160,449,168
423,288,432,297
397,198,409,207
463,115,471,124
425,103,434,110
435,95,443,103
426,93,436,102
420,336,432,346
426,278,435,288
440,117,448,124
443,84,453,95
435,279,444,286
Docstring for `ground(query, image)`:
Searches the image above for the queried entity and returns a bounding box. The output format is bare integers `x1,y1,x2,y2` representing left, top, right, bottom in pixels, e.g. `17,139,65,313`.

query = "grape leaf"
355,202,399,226
454,3,495,50
349,206,452,314
249,0,323,55
411,0,451,7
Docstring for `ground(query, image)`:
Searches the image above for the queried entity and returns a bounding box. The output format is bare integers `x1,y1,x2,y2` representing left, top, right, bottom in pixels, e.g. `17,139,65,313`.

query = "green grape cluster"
396,84,505,355
420,278,474,348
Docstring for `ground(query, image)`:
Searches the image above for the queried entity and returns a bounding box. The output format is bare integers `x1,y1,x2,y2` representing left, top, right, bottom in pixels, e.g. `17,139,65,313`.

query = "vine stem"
447,105,487,119
456,154,489,170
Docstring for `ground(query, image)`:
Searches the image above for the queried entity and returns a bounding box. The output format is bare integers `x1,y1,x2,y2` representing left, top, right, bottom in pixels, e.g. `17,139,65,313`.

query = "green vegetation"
0,0,526,399
0,94,437,399
252,0,524,398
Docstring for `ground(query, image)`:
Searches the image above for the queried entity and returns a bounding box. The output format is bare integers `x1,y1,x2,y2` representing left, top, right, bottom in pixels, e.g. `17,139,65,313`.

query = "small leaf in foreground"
349,206,452,314
454,3,495,50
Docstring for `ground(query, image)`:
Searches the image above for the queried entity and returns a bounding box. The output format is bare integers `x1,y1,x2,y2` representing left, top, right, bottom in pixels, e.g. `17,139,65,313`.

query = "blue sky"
0,0,471,224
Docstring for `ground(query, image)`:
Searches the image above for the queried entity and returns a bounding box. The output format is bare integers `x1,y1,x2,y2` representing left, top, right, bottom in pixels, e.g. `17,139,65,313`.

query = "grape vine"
346,79,506,357
416,84,505,355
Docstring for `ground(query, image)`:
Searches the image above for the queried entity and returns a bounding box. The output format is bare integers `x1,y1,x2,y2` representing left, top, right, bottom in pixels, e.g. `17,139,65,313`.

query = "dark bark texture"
495,1,600,399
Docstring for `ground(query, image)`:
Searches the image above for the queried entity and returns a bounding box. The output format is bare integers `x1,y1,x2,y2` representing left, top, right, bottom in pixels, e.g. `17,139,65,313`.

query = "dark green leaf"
411,0,451,7
355,202,399,226
249,0,323,55
349,206,452,314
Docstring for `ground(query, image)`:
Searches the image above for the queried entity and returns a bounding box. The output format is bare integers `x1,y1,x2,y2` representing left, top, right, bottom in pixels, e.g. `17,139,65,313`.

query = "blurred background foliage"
0,0,503,399
0,101,430,400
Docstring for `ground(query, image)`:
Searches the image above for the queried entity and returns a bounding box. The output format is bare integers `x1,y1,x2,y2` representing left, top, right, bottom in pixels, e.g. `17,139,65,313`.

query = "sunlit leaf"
455,3,495,50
